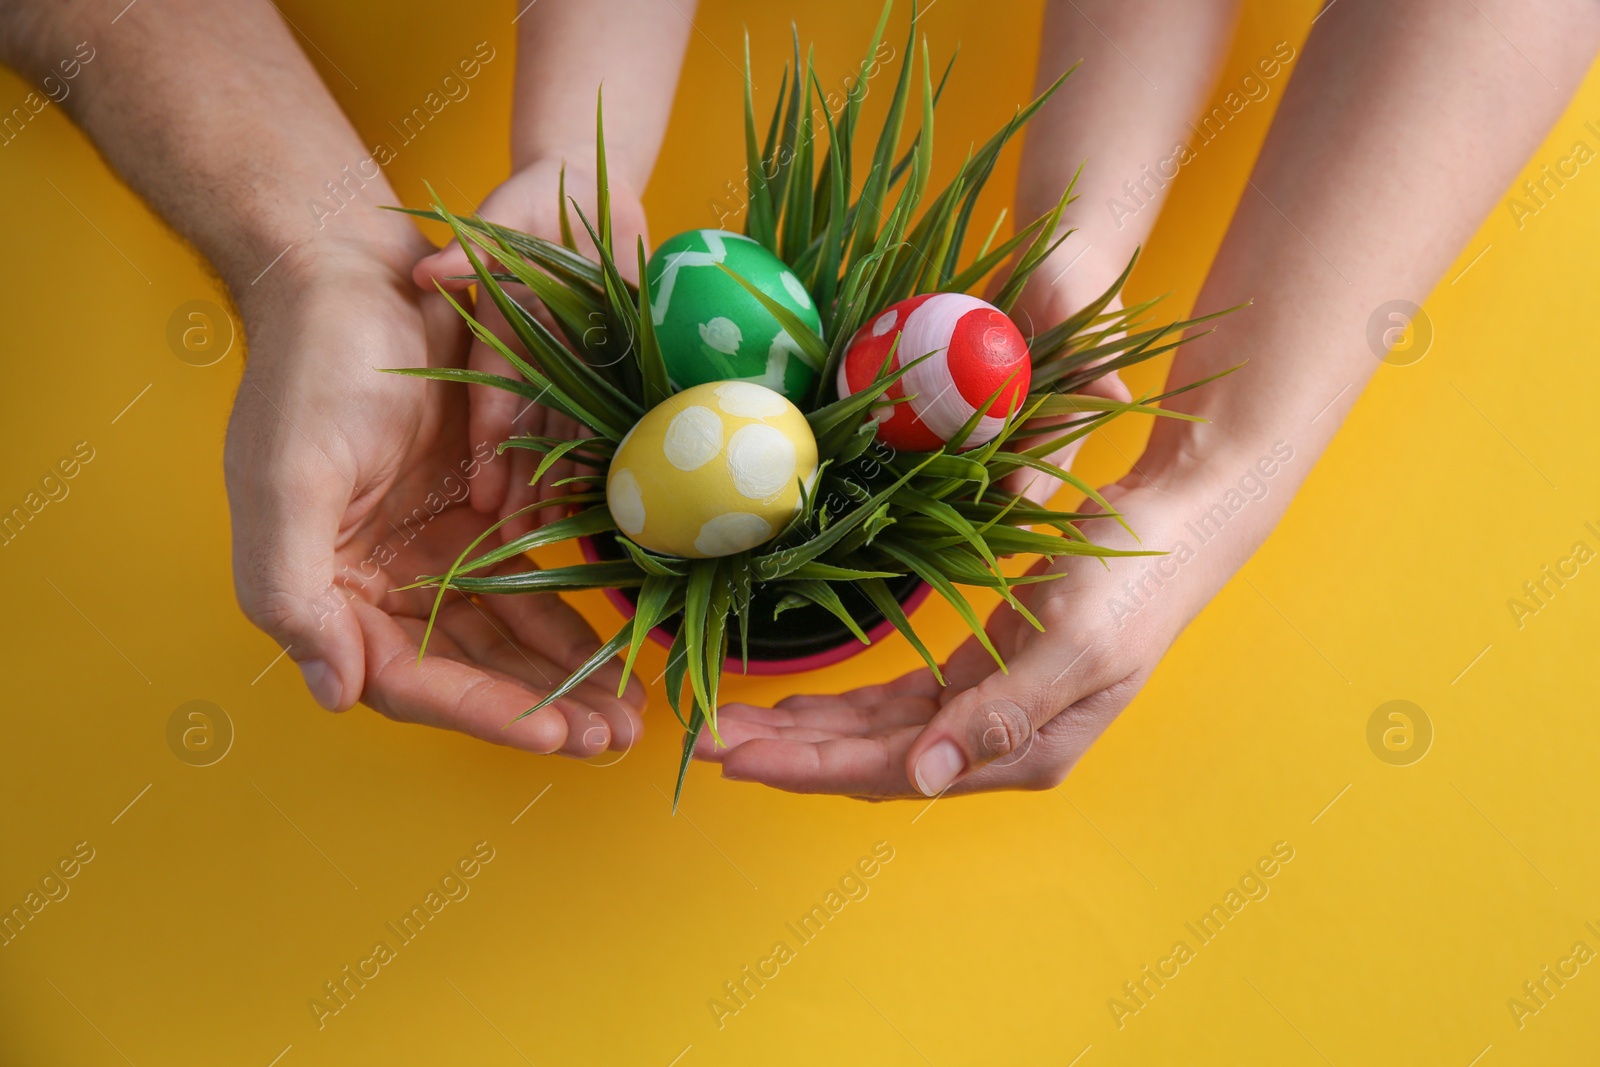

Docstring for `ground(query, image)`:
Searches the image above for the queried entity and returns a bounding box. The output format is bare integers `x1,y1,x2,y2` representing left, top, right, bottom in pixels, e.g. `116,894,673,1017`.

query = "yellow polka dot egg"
606,381,819,559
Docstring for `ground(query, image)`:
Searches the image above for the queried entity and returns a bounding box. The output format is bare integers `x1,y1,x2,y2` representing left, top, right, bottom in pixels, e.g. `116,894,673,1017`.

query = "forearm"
510,0,695,185
1018,0,1239,291
0,0,420,305
1143,0,1600,562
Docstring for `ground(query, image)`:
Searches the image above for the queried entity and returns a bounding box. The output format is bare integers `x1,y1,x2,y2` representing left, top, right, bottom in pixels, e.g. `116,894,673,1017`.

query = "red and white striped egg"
835,293,1032,451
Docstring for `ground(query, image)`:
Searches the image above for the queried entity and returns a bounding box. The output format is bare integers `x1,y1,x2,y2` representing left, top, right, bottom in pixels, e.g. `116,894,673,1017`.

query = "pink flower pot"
579,535,931,676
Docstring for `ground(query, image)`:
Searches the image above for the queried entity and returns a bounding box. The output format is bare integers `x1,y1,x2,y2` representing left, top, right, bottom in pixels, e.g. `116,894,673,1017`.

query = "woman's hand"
226,237,645,754
996,240,1133,505
411,159,650,541
695,463,1258,797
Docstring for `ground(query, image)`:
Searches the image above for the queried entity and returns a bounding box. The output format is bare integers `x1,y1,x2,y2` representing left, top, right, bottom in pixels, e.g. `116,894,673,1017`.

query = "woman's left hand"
695,471,1252,798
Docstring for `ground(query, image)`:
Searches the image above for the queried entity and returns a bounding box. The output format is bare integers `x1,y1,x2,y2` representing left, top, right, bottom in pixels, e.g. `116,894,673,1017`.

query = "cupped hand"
225,238,644,754
411,159,650,540
695,472,1240,798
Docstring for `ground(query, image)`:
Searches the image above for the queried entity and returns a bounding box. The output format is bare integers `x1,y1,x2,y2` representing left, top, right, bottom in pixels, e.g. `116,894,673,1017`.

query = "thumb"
1011,365,1135,506
226,434,367,712
413,241,475,292
903,632,1108,796
1083,366,1132,404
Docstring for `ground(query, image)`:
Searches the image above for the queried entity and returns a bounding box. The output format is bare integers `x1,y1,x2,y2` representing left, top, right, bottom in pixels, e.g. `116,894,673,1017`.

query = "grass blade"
879,540,1004,670
509,624,635,723
743,31,777,251
635,238,672,407
714,262,828,368
621,575,685,691
442,560,646,595
778,580,870,643
861,577,944,682
673,703,706,812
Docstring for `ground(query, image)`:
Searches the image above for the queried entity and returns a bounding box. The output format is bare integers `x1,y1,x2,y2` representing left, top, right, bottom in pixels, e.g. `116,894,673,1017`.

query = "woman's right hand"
412,158,651,540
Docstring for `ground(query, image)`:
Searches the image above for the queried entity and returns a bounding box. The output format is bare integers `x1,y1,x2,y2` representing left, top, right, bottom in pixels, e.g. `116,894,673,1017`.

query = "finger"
941,627,1022,693
1007,466,1062,508
770,670,942,712
718,728,923,797
1088,367,1132,404
903,631,1118,796
411,179,525,294
692,716,834,761
376,532,648,750
570,680,640,753
715,694,938,737
705,671,945,792
481,588,638,698
942,682,1134,796
354,600,573,753
500,434,541,542
430,597,618,757
380,560,644,757
534,411,586,529
226,407,366,712
694,693,940,762
1008,365,1136,506
464,301,522,517
413,242,475,292
502,398,577,538
496,368,554,543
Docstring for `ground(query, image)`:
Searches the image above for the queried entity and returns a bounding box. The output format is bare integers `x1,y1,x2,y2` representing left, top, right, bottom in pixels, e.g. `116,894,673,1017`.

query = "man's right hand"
0,0,658,748
226,235,645,755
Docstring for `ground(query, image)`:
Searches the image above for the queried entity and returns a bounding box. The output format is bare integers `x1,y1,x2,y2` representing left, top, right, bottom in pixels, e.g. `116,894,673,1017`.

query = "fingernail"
913,740,965,797
582,724,610,752
298,659,342,711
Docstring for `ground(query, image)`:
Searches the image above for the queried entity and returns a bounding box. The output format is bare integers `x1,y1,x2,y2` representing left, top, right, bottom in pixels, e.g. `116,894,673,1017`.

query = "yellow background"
3,1,1598,1063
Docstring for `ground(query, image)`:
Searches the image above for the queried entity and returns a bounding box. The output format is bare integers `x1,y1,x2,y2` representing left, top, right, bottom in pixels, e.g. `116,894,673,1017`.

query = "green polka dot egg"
645,229,823,402
606,381,818,559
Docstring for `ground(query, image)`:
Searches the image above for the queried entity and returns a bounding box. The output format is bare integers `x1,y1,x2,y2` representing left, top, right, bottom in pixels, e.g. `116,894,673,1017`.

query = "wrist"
1010,233,1137,326
221,208,430,322
1095,429,1303,639
510,139,647,193
225,225,428,342
1129,420,1306,559
1049,227,1143,293
1136,414,1286,486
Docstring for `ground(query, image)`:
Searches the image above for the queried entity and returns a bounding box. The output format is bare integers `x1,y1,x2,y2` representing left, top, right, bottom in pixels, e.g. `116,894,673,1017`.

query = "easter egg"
645,229,823,402
836,293,1032,451
606,381,819,559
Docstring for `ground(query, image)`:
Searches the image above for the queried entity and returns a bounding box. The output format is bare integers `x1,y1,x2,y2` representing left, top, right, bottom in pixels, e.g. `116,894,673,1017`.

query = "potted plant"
390,3,1233,806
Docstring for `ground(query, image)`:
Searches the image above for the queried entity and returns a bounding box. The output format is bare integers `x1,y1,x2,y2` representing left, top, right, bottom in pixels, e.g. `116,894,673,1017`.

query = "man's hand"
227,240,644,753
0,0,652,741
